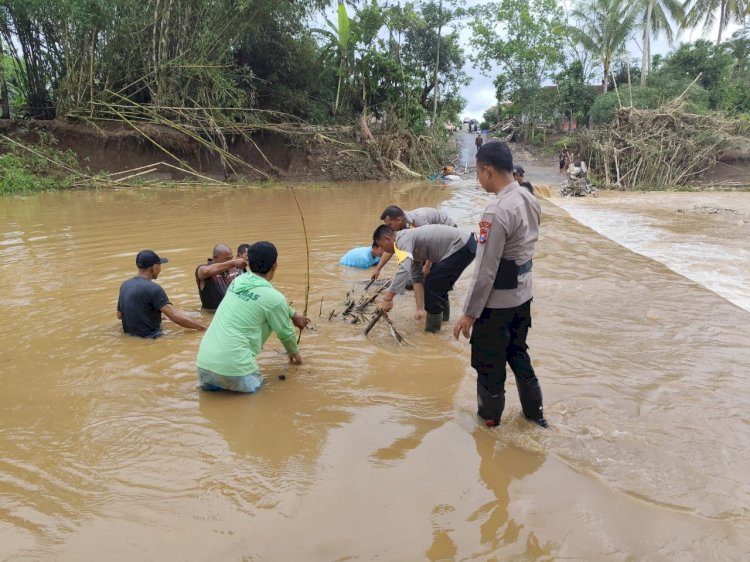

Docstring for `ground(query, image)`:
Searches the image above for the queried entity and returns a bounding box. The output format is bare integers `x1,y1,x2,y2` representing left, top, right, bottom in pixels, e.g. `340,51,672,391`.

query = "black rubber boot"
425,312,443,333
477,383,505,427
516,377,548,428
442,300,450,322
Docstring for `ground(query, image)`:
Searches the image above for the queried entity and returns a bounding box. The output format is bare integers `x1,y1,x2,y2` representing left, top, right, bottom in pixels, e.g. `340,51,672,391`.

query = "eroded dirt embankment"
0,119,391,182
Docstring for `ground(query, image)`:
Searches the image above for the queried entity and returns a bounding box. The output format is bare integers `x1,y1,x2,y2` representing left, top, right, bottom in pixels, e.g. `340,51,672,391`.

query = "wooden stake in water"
289,187,310,344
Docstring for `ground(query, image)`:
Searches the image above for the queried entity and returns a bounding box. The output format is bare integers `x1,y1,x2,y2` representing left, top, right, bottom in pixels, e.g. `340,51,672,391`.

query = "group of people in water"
117,140,548,429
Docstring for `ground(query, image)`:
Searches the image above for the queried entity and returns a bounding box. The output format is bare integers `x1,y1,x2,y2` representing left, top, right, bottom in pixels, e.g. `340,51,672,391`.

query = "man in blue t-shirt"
117,250,206,338
339,243,383,269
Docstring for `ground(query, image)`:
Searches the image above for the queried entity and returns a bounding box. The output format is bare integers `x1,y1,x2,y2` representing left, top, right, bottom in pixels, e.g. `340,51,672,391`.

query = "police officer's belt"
494,258,532,290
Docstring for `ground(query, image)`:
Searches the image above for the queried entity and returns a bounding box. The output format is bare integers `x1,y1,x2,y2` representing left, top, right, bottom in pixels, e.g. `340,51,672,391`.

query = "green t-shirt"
196,272,297,376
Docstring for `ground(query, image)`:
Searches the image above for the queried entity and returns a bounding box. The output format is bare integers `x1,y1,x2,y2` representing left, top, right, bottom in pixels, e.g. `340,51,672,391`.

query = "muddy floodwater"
1,181,749,561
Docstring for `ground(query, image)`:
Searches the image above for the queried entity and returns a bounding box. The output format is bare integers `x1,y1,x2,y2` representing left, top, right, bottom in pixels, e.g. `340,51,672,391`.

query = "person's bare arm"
196,259,247,281
413,283,425,320
160,304,206,331
371,252,393,279
381,290,396,313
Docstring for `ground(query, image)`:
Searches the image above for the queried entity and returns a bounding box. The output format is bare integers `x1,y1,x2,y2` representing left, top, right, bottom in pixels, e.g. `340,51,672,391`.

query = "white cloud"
461,86,497,121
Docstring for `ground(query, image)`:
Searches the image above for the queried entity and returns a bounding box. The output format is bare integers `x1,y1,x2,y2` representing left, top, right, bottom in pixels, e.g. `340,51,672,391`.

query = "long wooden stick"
290,186,310,344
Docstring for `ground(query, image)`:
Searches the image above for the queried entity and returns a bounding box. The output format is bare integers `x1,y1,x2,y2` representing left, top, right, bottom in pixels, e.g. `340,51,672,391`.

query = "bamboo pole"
289,187,310,344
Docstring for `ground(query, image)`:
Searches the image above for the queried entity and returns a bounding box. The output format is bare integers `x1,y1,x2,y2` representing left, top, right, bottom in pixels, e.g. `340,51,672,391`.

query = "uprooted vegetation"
578,101,750,189
0,107,450,193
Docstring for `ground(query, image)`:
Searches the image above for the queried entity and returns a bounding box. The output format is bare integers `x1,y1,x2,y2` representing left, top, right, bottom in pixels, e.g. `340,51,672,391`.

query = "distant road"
456,130,481,171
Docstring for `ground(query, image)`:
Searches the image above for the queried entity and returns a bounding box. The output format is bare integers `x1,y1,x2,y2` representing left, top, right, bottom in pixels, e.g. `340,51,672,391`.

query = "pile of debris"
488,118,518,142
578,101,750,189
324,280,407,344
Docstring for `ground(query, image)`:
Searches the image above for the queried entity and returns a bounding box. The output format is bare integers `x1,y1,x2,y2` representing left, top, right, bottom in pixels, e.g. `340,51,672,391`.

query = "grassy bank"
0,135,81,194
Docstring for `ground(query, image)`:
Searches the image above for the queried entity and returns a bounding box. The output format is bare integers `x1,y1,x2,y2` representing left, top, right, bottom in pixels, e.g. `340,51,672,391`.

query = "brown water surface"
1,181,749,561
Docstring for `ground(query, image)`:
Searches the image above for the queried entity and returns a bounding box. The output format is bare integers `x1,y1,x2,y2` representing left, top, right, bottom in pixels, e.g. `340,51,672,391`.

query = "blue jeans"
197,367,263,393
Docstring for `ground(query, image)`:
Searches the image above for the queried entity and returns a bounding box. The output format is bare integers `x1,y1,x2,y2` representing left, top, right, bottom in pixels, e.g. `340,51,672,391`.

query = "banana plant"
313,2,352,116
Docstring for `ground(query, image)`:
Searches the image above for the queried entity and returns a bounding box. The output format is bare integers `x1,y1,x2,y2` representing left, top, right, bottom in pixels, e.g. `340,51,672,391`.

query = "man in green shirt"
196,241,309,393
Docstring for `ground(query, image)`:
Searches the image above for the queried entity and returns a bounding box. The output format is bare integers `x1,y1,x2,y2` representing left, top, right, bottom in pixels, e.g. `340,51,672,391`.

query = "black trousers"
470,299,544,422
424,235,476,314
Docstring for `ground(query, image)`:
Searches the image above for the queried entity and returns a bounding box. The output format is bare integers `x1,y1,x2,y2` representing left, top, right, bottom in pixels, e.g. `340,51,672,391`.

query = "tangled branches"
579,102,750,189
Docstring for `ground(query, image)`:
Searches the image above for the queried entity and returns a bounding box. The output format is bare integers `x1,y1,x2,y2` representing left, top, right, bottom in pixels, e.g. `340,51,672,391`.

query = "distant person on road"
196,243,248,311
475,133,483,154
513,165,534,194
453,141,548,429
196,241,310,393
340,243,384,269
117,250,206,338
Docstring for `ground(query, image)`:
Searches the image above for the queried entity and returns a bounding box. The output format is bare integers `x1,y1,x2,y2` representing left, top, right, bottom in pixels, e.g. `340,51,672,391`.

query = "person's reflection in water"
197,389,336,474
471,430,548,554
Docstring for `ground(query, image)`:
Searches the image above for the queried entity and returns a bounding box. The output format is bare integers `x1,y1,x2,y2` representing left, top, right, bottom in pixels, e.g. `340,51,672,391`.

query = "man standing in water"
117,250,206,338
372,205,457,320
196,241,309,393
195,243,248,311
374,224,475,333
453,141,548,428
513,165,534,195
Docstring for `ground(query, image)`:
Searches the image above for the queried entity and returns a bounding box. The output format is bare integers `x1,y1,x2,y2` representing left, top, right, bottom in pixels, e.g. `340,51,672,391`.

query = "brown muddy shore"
0,118,403,183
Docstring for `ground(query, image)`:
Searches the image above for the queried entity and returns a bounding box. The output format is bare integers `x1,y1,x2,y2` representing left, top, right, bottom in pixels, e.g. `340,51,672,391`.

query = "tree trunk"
716,1,726,45
0,40,10,119
431,0,442,132
640,1,653,85
603,59,609,93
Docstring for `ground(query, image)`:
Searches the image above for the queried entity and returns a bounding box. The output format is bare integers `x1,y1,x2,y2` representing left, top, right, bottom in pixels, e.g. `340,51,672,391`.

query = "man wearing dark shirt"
118,250,206,338
195,244,248,311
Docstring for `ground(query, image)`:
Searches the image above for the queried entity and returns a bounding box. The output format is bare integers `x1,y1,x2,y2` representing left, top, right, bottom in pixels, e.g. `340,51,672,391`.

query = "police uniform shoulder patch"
478,219,492,244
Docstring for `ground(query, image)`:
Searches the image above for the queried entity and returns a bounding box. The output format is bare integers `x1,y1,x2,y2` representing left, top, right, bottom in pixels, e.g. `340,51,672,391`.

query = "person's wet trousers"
424,235,477,316
470,299,547,427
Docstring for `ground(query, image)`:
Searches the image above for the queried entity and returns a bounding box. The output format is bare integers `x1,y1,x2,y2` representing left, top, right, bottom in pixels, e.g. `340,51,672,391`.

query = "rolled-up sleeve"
390,259,412,294
462,213,506,318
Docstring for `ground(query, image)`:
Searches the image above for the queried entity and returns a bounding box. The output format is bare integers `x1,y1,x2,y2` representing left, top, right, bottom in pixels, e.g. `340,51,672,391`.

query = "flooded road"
1,180,749,561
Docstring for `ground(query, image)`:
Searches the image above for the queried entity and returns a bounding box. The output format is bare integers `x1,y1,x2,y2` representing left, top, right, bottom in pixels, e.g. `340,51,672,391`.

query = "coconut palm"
638,0,685,84
683,0,748,44
570,0,637,92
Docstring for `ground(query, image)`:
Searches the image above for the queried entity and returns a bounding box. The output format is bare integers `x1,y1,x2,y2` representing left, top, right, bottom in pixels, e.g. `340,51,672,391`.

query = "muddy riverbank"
0,119,447,184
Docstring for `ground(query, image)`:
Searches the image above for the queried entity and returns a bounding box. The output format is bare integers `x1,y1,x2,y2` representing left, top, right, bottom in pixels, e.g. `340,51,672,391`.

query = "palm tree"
638,0,685,84
571,0,637,92
683,0,748,44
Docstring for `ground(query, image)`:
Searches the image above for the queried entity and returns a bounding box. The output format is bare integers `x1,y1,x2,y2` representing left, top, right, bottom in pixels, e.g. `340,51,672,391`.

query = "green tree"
570,0,637,92
650,39,734,108
683,0,747,45
470,0,566,139
555,60,596,126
